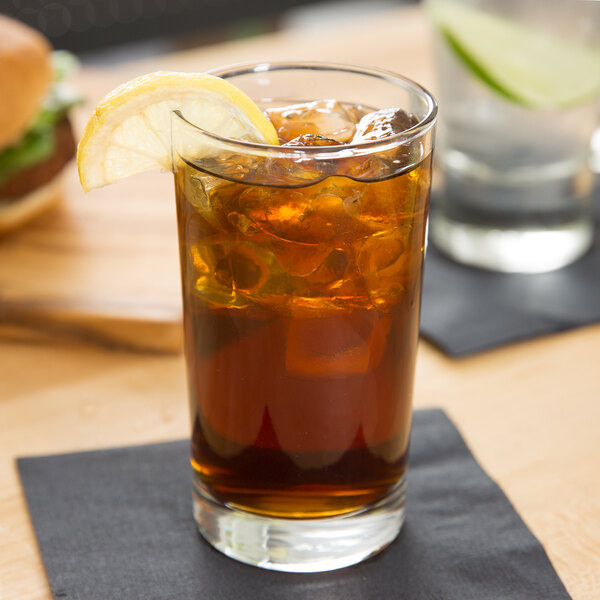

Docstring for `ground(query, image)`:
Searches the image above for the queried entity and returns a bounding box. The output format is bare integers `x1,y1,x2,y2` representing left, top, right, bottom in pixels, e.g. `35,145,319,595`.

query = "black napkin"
420,184,600,357
18,409,571,600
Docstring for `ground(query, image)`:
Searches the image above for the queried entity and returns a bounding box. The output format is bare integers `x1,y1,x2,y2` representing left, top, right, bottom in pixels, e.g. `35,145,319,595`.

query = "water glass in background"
426,0,600,273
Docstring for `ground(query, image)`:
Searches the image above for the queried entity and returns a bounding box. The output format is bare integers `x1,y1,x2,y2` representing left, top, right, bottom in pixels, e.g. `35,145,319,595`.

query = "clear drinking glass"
427,0,600,273
171,62,437,572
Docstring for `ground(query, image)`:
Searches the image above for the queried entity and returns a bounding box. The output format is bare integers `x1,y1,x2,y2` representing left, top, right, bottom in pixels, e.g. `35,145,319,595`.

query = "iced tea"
175,98,432,519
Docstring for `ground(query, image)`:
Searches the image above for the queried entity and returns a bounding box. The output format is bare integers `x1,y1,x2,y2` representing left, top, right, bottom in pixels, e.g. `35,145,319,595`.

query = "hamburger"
0,15,79,233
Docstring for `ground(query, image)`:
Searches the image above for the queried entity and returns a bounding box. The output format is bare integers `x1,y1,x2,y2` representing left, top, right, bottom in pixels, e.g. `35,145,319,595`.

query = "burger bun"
0,15,52,150
0,172,65,233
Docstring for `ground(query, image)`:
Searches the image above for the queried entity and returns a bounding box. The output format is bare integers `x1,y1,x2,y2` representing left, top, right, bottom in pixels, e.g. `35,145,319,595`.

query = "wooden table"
1,6,599,599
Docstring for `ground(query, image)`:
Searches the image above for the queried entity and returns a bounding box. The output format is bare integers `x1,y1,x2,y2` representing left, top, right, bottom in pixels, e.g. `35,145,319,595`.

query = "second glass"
172,62,437,572
427,0,599,273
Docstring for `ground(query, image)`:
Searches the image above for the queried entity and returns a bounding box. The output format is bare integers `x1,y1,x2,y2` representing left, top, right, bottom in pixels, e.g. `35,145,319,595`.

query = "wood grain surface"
0,109,182,352
1,5,598,600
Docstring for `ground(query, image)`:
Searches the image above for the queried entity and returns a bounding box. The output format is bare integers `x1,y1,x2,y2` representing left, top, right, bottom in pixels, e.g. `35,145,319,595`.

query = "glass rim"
172,60,438,157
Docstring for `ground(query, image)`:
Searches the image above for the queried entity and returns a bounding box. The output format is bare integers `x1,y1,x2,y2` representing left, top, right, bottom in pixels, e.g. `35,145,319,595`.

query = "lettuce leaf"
0,127,55,184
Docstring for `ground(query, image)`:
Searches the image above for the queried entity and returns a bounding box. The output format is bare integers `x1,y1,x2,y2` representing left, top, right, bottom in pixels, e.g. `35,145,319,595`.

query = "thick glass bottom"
193,475,406,572
430,212,594,273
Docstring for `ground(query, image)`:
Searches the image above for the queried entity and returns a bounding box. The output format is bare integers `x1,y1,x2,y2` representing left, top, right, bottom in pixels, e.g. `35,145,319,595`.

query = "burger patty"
0,117,76,199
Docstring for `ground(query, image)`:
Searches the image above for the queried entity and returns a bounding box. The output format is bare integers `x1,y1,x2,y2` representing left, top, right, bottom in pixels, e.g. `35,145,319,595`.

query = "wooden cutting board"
0,6,434,354
0,71,183,353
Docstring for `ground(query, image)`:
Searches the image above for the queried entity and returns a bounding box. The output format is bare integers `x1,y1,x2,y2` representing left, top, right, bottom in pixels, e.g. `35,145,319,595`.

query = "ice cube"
177,173,220,235
226,211,261,235
302,248,368,305
302,191,347,242
306,249,349,288
284,311,388,377
285,314,370,377
265,99,365,143
196,325,272,457
339,155,390,181
238,186,314,243
220,152,268,183
215,244,270,293
190,239,282,308
341,179,400,232
192,152,267,185
180,171,247,235
357,231,406,277
267,359,362,467
351,108,419,143
325,109,419,181
265,134,341,185
355,230,412,307
284,134,341,147
189,242,245,308
270,238,332,277
238,184,363,245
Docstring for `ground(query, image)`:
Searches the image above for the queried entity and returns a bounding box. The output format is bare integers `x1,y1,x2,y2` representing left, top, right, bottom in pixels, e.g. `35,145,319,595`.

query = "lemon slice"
429,0,600,110
77,71,279,191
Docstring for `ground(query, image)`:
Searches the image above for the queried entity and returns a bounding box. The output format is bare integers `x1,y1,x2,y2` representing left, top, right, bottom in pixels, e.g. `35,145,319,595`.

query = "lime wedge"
428,0,600,110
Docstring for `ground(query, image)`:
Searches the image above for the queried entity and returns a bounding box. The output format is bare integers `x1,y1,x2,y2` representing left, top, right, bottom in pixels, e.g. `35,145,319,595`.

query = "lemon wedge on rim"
429,0,600,110
77,71,279,192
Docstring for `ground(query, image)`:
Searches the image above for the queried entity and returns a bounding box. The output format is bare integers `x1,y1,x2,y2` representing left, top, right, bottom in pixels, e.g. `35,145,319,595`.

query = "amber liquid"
175,157,431,519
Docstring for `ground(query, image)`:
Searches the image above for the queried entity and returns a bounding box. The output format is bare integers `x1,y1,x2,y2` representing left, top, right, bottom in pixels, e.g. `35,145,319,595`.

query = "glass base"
430,213,594,273
193,476,406,573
